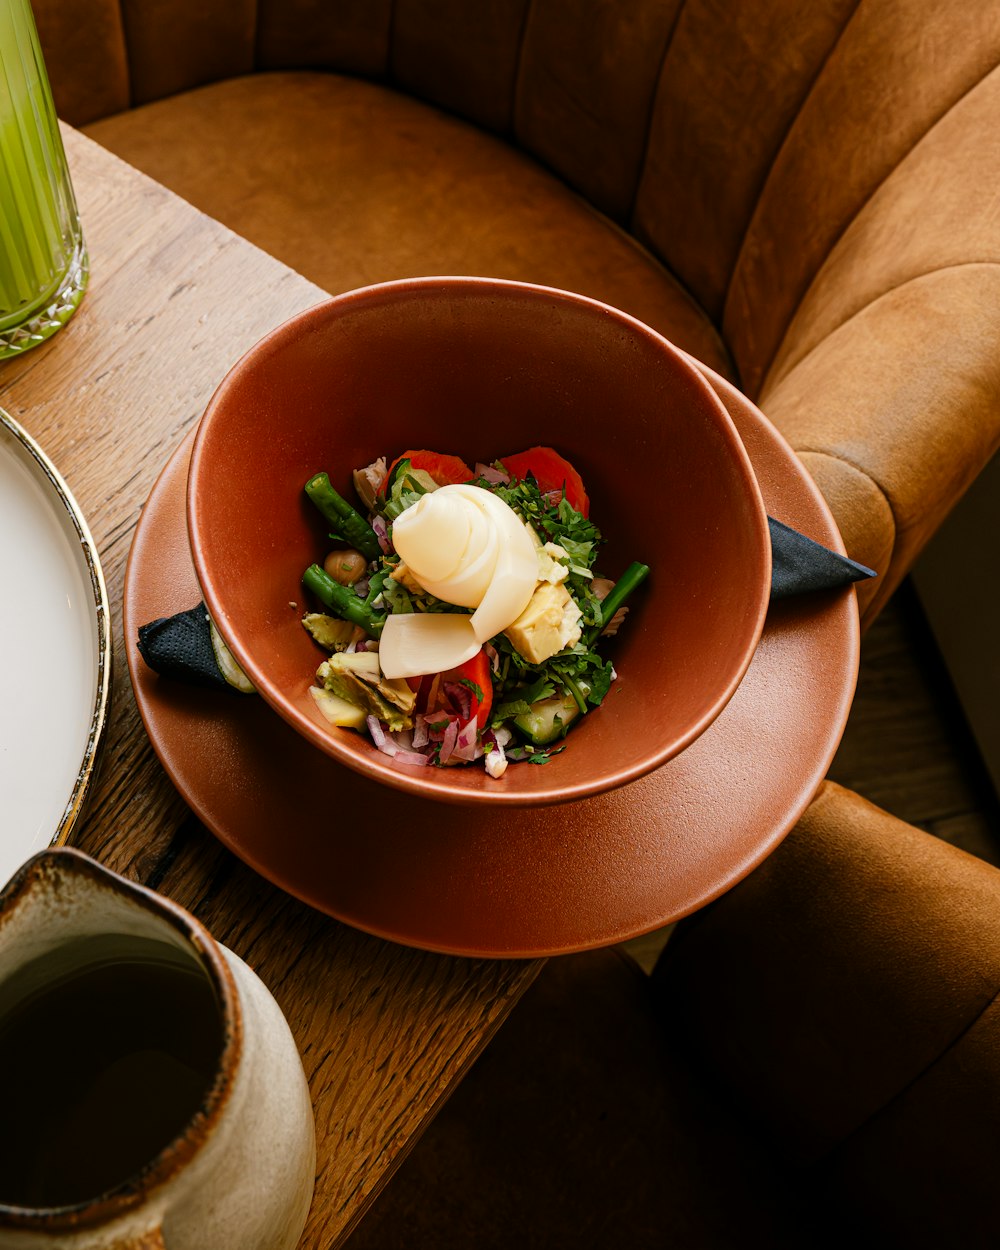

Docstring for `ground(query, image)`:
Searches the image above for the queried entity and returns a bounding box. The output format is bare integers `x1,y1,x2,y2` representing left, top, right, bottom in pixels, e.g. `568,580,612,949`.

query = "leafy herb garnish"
491,634,613,715
482,473,605,627
505,743,567,765
378,458,438,520
485,473,601,552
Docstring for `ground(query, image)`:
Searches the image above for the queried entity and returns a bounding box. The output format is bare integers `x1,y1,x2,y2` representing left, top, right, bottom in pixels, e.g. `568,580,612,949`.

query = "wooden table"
0,128,541,1248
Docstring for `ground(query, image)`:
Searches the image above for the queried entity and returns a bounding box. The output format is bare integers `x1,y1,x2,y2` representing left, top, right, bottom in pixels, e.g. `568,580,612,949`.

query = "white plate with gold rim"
0,407,110,884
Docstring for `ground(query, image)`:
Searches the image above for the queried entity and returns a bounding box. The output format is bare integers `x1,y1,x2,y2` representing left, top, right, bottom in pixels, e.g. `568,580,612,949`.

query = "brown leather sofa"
37,0,1000,629
31,2,1000,1244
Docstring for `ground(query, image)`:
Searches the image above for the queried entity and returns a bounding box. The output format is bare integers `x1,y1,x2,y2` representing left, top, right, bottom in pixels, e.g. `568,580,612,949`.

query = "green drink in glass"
0,0,87,358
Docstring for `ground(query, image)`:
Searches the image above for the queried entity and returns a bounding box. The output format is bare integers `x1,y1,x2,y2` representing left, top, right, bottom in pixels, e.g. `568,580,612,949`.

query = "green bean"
599,562,650,626
302,564,386,637
304,472,381,561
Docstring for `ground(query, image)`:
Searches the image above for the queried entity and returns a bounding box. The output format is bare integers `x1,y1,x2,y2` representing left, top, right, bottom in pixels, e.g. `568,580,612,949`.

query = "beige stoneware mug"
0,849,315,1249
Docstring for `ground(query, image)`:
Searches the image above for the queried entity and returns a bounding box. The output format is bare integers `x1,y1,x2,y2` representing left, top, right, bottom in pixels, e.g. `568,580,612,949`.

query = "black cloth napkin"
137,519,877,690
138,604,232,690
767,517,875,599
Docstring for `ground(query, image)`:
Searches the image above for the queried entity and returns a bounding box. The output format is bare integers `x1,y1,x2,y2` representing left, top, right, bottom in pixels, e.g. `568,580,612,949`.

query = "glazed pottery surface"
125,367,859,957
187,277,771,807
0,849,315,1249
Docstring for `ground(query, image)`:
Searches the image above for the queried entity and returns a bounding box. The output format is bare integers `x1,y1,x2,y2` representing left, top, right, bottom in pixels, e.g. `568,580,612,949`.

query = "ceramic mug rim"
0,848,244,1232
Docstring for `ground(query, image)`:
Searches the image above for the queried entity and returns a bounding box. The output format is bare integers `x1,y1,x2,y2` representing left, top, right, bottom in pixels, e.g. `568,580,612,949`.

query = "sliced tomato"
499,446,589,516
380,450,475,495
415,647,493,734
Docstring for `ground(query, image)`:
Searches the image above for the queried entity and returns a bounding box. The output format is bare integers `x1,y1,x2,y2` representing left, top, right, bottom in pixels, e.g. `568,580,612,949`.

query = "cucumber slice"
513,690,581,745
209,619,255,693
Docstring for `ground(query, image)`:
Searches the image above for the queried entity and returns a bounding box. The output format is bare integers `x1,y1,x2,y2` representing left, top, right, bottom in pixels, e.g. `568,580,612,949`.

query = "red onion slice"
368,716,399,756
372,515,391,554
438,719,459,764
442,680,472,722
484,735,508,778
391,748,430,767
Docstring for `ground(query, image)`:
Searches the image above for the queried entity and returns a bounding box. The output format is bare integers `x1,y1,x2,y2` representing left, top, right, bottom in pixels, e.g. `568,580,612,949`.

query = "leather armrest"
760,265,1000,625
654,780,1000,1241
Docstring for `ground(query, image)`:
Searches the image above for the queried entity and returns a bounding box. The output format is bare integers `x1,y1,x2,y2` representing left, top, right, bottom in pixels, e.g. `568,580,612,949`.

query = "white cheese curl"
389,484,538,670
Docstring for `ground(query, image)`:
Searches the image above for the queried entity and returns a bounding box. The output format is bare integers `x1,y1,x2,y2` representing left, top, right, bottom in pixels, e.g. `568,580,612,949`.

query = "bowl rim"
187,276,772,806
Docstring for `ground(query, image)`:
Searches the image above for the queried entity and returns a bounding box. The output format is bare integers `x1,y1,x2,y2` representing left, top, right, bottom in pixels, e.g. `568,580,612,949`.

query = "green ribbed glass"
0,0,87,358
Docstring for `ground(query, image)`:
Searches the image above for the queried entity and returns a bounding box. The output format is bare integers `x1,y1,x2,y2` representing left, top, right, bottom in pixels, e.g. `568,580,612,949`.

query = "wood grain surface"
0,127,541,1248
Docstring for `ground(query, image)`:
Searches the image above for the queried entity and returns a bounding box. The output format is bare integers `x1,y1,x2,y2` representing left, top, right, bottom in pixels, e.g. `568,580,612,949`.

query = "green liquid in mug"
0,0,87,357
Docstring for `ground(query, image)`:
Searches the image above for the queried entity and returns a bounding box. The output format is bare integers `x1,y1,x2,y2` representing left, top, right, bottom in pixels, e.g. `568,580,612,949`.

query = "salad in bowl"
299,446,649,779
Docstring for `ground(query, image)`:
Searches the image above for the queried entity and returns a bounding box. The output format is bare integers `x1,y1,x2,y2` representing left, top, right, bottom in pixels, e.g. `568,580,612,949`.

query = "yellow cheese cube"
537,541,570,585
504,582,582,664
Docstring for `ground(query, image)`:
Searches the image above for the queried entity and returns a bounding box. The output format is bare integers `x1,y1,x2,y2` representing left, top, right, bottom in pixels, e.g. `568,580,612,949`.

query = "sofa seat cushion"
84,71,733,379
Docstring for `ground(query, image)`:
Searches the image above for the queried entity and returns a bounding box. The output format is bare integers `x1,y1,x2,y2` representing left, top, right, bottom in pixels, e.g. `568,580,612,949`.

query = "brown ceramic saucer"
123,369,859,958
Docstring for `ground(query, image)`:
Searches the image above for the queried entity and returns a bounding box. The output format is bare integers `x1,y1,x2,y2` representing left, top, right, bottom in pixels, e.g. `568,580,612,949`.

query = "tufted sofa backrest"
30,0,1000,622
32,1,1000,391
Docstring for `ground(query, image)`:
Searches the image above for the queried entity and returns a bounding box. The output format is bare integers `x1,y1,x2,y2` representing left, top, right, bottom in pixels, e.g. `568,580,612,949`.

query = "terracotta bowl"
187,278,770,806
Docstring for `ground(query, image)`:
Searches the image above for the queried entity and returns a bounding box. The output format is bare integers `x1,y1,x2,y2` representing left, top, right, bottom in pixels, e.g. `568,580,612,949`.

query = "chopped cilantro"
505,743,567,765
